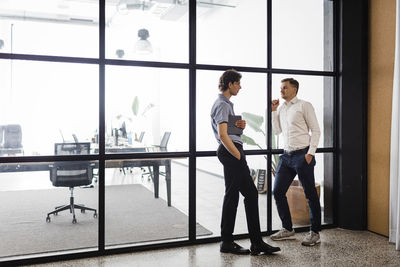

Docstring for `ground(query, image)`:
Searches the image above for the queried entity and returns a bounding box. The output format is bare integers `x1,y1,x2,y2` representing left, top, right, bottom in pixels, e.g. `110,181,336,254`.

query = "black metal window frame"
0,0,343,265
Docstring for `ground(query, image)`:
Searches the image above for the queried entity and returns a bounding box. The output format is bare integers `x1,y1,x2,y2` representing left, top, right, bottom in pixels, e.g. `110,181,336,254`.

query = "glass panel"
272,153,333,230
0,59,99,157
105,66,188,153
0,0,98,57
271,74,334,149
196,155,268,239
197,0,267,68
0,160,98,260
272,0,334,71
197,70,267,151
105,157,190,248
106,0,188,63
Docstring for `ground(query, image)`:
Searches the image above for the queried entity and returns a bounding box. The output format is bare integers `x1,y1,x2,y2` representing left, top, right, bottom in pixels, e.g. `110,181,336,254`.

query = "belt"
284,147,309,156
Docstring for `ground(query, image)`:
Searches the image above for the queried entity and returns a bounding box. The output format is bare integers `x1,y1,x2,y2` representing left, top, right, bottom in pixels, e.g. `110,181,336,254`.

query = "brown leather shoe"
220,241,250,255
250,241,281,255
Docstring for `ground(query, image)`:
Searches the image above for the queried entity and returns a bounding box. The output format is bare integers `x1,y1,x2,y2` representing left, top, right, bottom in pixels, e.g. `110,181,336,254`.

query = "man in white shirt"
270,78,322,246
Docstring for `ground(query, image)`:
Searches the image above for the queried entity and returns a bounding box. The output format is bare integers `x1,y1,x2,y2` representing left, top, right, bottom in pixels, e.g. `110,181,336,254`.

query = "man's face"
280,81,297,101
228,80,241,96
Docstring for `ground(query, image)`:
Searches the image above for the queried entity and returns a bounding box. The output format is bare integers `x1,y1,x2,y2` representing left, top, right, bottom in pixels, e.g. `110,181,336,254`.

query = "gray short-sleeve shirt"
210,94,243,145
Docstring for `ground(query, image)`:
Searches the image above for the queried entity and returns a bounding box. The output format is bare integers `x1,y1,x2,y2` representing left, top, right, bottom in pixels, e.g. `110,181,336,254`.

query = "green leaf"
131,96,139,116
241,112,264,133
241,134,258,146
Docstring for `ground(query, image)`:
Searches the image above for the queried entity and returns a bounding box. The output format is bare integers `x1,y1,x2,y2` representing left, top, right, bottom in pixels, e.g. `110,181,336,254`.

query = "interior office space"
0,0,397,265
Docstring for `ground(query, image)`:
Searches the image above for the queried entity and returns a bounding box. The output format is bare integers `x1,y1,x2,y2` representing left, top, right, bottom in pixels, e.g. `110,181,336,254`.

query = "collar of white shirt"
284,96,299,106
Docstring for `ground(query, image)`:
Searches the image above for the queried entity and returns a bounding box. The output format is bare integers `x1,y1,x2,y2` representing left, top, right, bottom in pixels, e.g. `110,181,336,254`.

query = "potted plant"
240,112,279,193
116,96,154,142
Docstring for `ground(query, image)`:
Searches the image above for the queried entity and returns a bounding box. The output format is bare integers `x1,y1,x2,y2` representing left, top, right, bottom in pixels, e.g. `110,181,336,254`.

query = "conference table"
0,153,172,207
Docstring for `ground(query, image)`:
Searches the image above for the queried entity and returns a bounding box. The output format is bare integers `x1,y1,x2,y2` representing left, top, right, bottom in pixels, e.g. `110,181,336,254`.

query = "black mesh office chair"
46,142,97,224
0,125,4,147
137,131,145,142
0,124,24,156
142,132,171,180
120,131,146,175
152,131,171,152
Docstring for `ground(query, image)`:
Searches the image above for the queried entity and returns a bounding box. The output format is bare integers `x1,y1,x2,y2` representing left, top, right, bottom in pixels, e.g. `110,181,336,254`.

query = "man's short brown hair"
281,78,299,94
218,69,242,92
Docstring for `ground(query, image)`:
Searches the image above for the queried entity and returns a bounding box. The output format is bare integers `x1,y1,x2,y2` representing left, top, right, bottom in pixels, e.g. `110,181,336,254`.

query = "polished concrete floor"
24,228,400,267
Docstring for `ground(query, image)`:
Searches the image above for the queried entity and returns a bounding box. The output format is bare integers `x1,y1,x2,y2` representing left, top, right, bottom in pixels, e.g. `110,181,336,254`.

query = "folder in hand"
227,115,243,135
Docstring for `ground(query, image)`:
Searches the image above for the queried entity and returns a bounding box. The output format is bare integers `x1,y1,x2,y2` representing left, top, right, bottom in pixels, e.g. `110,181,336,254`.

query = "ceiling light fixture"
134,28,153,54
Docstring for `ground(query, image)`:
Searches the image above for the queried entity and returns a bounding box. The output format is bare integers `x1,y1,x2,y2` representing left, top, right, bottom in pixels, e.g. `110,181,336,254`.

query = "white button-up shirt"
272,97,320,155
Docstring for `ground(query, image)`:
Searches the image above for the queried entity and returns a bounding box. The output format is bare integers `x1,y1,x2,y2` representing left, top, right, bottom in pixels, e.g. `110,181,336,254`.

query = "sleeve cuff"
307,147,317,155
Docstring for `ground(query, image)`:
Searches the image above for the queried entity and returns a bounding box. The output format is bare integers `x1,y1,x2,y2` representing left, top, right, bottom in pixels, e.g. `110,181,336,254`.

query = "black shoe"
250,241,281,255
220,241,250,255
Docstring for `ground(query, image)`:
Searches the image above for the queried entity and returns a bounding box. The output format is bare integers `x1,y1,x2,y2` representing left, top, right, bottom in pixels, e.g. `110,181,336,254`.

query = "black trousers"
217,143,262,244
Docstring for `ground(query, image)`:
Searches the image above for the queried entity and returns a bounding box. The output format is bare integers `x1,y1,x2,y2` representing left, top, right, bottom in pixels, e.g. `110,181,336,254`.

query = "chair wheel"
81,209,85,213
46,216,51,223
54,212,58,216
93,212,97,218
72,218,77,224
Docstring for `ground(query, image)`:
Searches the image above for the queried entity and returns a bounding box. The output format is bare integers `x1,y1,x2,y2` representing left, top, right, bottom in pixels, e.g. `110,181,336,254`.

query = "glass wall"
271,74,334,148
105,158,190,248
197,0,267,68
105,66,189,153
196,155,270,239
272,0,333,71
106,0,188,63
0,0,98,57
0,59,99,157
0,0,336,264
197,70,267,151
0,160,98,258
271,153,334,230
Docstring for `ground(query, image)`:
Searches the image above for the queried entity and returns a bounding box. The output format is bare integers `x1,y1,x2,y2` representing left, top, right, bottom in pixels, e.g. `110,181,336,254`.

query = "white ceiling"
0,0,238,25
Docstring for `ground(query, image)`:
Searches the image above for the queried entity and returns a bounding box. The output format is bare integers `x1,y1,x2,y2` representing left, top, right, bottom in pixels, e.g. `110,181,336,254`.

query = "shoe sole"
301,240,321,246
250,249,281,256
220,249,250,255
270,236,296,241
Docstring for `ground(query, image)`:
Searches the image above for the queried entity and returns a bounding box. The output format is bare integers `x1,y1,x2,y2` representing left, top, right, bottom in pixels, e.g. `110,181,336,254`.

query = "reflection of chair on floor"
142,132,171,181
0,124,24,156
46,142,97,224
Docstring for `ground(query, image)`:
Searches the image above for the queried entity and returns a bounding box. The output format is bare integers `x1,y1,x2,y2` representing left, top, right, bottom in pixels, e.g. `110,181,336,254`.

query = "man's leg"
273,154,297,231
295,154,321,233
217,145,241,242
234,147,262,244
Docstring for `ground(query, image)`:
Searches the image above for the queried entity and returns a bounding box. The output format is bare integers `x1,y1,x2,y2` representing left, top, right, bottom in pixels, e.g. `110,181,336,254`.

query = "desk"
0,158,172,206
92,144,148,154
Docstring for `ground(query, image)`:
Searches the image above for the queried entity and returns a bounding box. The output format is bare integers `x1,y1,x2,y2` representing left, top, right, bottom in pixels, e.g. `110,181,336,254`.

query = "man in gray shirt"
211,69,280,255
270,78,321,246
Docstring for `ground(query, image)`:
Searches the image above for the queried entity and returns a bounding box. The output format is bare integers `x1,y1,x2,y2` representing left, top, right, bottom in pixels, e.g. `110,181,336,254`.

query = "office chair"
141,132,171,181
0,125,4,147
70,133,98,185
119,131,146,175
0,124,24,156
72,133,79,143
137,131,145,142
46,142,97,224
